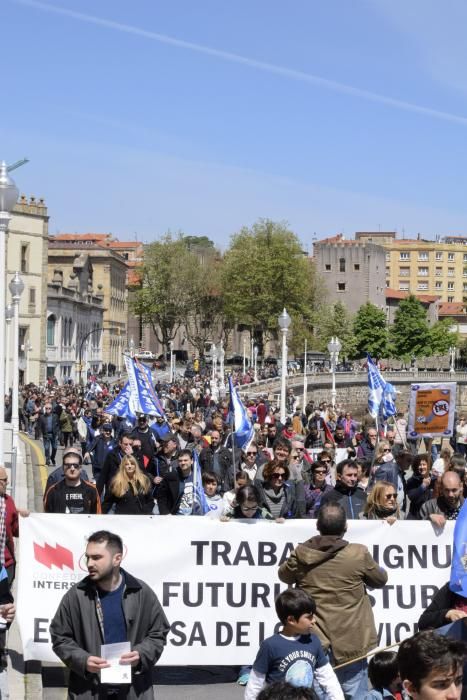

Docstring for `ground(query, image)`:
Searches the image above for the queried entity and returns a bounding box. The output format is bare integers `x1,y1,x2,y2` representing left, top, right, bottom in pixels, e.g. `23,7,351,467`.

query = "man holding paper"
50,530,169,699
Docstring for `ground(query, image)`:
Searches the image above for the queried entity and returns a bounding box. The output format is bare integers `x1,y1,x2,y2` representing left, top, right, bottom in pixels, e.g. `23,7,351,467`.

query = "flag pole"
229,374,237,491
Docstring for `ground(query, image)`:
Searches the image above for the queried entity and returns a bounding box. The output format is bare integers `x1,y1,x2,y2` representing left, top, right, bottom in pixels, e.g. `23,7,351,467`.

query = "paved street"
20,436,245,700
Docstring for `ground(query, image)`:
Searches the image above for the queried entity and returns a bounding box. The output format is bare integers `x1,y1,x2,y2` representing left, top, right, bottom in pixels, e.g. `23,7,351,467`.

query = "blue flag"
192,450,210,515
228,376,254,451
105,382,136,419
125,356,164,418
450,499,467,597
367,354,397,421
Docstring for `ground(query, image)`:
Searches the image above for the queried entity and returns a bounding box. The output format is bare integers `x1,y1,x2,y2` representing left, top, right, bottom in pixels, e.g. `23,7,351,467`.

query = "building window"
399,282,409,291
448,296,454,302
448,253,455,261
463,283,467,292
448,282,454,290
385,252,390,261
399,267,410,277
354,263,360,271
448,267,455,277
399,252,410,260
417,282,428,291
418,252,429,260
435,282,442,289
435,267,442,276
339,258,346,273
325,264,331,271
436,252,443,261
418,267,428,276
28,287,36,311
464,254,467,263
337,282,346,292
20,244,28,273
47,315,56,346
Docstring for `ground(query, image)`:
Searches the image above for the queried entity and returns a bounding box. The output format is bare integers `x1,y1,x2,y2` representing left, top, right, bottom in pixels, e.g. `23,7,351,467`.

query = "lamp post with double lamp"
9,272,24,451
327,336,342,409
253,345,258,382
0,164,19,462
5,304,13,399
450,346,456,374
278,308,291,423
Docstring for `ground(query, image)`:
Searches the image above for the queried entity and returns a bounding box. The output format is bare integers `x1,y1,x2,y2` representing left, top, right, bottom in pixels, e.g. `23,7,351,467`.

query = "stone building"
46,254,104,382
7,195,49,385
48,234,128,372
313,234,387,315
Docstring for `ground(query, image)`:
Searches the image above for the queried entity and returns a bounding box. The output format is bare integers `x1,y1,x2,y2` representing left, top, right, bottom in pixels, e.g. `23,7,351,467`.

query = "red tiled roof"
105,241,141,249
439,302,465,315
385,288,439,303
53,233,112,241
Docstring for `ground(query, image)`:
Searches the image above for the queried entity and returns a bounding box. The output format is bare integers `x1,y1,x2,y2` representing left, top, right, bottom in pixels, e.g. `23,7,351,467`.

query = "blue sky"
4,0,467,248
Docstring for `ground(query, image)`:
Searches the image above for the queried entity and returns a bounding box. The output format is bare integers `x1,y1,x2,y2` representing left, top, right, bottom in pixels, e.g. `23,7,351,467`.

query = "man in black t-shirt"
43,447,101,514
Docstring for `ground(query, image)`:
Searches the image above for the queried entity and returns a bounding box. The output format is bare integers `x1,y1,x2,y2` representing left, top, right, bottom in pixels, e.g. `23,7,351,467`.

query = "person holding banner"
50,530,169,699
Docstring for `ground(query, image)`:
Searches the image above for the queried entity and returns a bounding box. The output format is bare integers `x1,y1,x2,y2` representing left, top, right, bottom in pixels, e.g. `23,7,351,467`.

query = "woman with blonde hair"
362,480,403,524
102,455,154,514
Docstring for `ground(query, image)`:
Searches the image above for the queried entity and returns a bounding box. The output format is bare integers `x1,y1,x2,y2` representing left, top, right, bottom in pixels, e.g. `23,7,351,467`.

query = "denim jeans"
335,659,369,699
43,434,57,464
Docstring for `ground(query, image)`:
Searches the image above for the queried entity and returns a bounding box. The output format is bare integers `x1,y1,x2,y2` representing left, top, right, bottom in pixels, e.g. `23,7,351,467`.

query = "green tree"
314,302,357,359
390,295,430,360
182,235,215,250
130,233,195,350
352,303,389,359
427,319,458,356
221,219,317,344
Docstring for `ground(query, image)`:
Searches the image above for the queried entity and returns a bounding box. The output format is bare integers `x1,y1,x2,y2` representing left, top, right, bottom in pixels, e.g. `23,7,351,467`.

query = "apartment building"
356,232,467,303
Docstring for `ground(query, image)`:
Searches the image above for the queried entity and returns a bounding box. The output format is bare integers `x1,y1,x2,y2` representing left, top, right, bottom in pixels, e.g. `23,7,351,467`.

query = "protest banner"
408,382,456,438
18,515,453,664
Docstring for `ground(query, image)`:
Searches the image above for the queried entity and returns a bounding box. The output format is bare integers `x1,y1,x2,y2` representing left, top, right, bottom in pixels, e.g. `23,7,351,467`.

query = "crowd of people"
3,376,467,698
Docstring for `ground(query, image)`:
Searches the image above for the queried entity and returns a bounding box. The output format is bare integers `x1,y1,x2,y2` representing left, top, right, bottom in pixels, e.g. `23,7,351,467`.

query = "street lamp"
450,346,456,374
253,345,258,382
303,337,308,413
327,336,342,409
5,304,13,396
219,339,225,379
9,272,24,450
211,344,218,382
0,163,19,462
278,308,291,423
169,341,174,384
243,337,247,375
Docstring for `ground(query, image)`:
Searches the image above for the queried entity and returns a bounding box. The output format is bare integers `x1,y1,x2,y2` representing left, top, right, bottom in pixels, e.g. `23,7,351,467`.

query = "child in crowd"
202,471,225,519
244,589,344,700
363,651,403,700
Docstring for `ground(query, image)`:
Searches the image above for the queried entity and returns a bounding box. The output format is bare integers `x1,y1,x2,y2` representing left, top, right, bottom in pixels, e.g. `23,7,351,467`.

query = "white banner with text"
17,515,454,664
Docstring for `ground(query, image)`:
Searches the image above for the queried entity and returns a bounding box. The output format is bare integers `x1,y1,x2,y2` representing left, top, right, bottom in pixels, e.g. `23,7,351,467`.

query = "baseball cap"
102,423,112,432
63,447,83,464
160,433,177,443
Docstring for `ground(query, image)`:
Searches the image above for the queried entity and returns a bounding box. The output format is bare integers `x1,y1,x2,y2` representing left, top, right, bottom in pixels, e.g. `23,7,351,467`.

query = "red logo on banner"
33,542,74,570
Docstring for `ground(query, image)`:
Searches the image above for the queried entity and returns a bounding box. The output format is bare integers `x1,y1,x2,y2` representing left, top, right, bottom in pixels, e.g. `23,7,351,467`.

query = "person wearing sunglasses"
240,444,260,482
254,461,302,519
362,481,403,524
304,461,334,518
43,447,101,514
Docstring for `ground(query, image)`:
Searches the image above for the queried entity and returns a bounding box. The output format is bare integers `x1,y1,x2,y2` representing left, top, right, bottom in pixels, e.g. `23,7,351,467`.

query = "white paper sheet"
100,641,132,685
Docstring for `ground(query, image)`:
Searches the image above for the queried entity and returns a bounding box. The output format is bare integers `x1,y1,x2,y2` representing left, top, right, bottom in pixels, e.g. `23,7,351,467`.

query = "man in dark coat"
199,429,233,493
50,530,169,699
97,433,133,497
38,402,60,466
157,450,195,515
319,459,367,519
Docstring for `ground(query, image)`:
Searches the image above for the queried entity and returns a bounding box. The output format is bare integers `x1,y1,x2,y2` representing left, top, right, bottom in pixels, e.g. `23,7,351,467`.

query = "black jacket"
38,413,60,437
418,582,455,630
102,476,154,515
157,467,190,515
97,448,124,496
254,479,305,519
406,473,437,519
199,446,237,492
320,481,367,519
